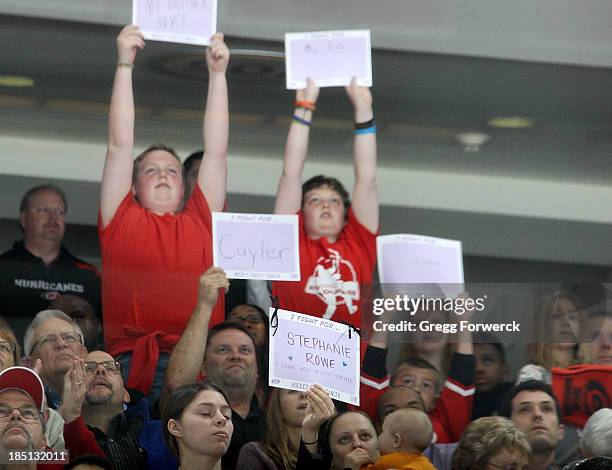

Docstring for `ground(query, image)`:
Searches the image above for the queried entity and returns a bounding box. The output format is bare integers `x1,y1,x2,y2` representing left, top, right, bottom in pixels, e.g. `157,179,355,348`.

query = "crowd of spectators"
0,24,611,470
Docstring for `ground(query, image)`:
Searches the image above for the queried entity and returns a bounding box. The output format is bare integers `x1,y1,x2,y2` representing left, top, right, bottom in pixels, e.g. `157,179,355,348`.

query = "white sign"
377,234,464,297
269,308,360,406
133,0,217,46
285,30,372,89
212,212,300,281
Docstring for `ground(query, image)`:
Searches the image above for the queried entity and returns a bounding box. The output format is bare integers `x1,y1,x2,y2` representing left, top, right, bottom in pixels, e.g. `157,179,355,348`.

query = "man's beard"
86,389,114,406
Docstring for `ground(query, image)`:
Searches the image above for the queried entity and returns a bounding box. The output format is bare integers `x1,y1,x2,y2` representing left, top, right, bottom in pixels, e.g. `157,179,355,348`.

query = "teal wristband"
354,126,376,135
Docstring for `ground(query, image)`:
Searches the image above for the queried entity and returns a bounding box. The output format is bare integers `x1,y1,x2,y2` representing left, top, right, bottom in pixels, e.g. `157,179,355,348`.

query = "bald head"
379,408,433,455
377,385,425,423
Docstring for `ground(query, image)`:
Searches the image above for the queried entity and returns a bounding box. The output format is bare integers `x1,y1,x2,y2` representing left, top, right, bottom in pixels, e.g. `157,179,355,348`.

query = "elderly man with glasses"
24,310,87,411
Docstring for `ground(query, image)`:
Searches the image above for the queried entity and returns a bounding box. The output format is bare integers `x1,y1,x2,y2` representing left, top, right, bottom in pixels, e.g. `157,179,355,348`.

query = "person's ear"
167,419,182,438
19,212,26,231
393,432,402,450
558,423,565,442
123,389,131,404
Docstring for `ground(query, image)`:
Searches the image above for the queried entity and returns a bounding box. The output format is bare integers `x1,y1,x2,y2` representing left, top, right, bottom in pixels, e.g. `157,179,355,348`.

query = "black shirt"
222,396,267,470
0,240,101,342
90,411,147,470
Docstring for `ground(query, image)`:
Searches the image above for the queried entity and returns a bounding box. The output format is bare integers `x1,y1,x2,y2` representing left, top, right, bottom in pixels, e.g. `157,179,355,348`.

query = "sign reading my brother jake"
269,308,360,406
213,212,300,281
552,364,612,428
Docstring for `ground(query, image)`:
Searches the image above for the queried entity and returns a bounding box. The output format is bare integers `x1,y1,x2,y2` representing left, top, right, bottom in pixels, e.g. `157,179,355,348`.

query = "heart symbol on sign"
342,361,347,367
288,356,293,360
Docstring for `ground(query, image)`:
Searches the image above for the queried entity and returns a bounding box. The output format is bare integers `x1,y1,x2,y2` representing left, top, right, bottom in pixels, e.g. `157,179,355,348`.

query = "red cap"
0,367,45,411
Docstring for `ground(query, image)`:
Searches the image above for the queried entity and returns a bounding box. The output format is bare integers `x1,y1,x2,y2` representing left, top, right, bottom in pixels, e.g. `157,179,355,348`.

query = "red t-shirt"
99,184,224,357
272,208,377,330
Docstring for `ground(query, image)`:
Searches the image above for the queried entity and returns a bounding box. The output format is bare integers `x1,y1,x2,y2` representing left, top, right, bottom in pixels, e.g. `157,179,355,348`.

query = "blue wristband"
353,125,377,135
292,115,311,126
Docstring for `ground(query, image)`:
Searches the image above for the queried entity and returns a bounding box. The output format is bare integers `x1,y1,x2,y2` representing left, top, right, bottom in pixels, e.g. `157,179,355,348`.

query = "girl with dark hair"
162,381,233,470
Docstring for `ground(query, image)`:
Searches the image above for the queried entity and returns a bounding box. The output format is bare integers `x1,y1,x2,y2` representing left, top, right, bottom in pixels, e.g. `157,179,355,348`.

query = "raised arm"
161,267,229,404
346,79,378,233
274,79,319,214
100,25,144,227
198,33,230,212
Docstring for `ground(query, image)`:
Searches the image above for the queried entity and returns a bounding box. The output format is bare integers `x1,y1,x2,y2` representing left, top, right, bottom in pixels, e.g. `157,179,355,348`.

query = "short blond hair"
452,417,531,470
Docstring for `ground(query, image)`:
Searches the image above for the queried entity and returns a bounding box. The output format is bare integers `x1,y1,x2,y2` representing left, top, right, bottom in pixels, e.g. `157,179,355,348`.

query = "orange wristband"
294,100,316,111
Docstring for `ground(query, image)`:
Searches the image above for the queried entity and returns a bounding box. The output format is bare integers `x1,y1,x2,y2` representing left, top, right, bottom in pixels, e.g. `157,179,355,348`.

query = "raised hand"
116,25,145,65
345,78,373,122
197,266,230,307
59,359,87,424
301,384,336,442
296,78,320,105
206,33,230,74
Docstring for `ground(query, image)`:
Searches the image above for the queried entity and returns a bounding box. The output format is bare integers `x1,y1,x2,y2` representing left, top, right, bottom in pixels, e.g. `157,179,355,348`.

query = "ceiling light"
0,75,35,87
456,132,490,153
488,116,534,129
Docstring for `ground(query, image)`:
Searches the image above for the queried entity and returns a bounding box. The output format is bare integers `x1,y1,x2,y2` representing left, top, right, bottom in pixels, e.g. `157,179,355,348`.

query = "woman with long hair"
237,387,309,469
162,381,233,470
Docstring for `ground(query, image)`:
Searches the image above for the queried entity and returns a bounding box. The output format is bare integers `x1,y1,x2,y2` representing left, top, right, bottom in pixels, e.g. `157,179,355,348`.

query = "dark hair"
64,454,114,469
132,143,182,184
301,175,350,211
20,184,68,214
205,321,257,359
390,356,441,391
183,151,203,177
474,333,507,364
499,380,561,419
161,381,230,458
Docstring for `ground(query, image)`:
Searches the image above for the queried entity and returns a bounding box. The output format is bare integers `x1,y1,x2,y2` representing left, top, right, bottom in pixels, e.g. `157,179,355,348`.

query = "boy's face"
391,366,439,412
474,343,508,393
302,185,346,241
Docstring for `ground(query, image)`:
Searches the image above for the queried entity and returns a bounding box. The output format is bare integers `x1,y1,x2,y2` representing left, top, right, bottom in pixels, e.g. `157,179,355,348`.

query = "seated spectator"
162,381,233,470
367,408,435,470
451,416,531,470
77,351,151,470
49,295,103,351
236,387,310,469
0,317,20,370
226,304,269,406
0,184,101,343
297,410,379,470
24,310,87,410
163,267,265,470
500,380,566,470
271,78,378,341
580,408,612,458
472,333,512,419
0,366,103,470
517,291,585,384
98,25,230,405
64,454,114,470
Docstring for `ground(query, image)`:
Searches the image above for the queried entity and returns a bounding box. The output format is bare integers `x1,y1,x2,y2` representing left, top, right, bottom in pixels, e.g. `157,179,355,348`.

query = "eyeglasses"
0,406,42,422
30,331,82,353
84,361,121,374
0,341,15,355
232,315,264,325
488,462,528,470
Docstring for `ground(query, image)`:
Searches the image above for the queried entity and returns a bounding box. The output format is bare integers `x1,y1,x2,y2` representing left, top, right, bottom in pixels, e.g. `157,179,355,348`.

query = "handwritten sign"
552,365,612,428
377,234,464,297
212,212,300,281
285,30,372,89
132,0,217,46
269,308,360,405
